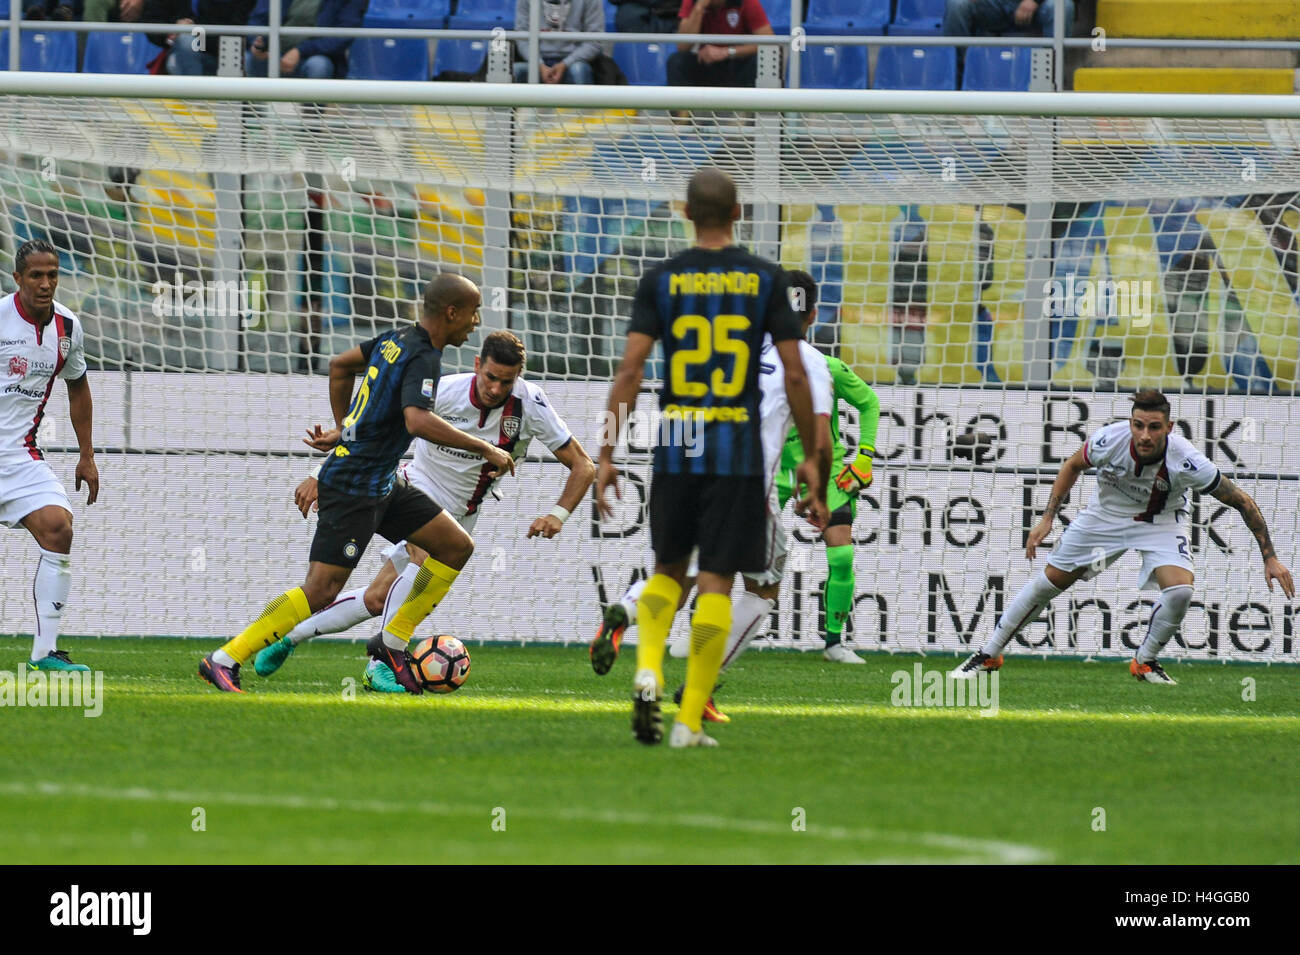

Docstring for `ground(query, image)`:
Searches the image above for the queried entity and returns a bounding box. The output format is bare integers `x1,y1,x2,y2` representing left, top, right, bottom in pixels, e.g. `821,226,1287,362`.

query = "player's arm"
1025,445,1089,560
403,407,514,479
596,332,654,518
65,374,98,505
831,359,881,493
1210,477,1295,598
527,437,596,539
775,337,830,523
302,345,369,451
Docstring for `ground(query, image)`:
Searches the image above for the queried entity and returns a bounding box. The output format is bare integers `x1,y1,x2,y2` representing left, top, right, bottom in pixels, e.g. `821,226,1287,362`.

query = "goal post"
1,73,1297,662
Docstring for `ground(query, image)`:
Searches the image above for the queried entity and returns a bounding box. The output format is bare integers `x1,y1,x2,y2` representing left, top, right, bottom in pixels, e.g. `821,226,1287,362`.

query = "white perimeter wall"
2,373,1295,661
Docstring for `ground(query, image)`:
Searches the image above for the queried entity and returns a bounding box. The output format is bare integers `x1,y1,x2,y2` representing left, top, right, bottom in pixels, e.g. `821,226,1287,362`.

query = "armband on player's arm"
835,445,874,493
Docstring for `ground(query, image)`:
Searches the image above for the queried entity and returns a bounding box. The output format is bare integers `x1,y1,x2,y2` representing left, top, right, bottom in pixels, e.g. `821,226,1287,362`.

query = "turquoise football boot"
363,659,406,693
254,636,295,677
26,650,90,672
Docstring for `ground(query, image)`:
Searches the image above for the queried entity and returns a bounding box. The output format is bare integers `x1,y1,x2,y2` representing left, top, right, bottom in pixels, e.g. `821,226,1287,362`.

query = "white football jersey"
1081,420,1221,524
410,373,572,518
0,293,86,461
757,336,833,485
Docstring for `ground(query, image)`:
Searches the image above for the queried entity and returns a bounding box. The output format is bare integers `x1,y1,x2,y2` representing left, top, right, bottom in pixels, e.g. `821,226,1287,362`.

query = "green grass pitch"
1,636,1296,864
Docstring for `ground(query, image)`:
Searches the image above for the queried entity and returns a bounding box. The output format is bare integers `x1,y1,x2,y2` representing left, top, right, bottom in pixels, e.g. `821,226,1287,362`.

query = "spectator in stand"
165,0,259,75
942,0,1075,44
82,0,138,25
23,0,78,18
611,0,679,34
514,0,605,85
667,0,773,89
246,0,366,78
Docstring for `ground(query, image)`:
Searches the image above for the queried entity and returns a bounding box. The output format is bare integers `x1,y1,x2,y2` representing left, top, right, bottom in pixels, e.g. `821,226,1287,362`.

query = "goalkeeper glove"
834,448,874,493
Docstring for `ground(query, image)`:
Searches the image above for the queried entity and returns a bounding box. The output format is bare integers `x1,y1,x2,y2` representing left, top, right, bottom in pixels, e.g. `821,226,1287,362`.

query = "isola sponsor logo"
662,404,750,422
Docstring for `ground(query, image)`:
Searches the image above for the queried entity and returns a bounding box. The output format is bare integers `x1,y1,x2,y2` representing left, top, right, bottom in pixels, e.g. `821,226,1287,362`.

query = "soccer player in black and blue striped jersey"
596,167,830,747
199,273,514,694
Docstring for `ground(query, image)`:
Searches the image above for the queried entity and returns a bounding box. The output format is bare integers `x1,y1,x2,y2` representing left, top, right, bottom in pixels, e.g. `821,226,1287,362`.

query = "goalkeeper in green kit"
778,270,880,664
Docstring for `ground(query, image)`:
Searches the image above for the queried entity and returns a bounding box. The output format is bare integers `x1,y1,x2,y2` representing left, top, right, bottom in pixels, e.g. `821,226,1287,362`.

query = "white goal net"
1,78,1298,662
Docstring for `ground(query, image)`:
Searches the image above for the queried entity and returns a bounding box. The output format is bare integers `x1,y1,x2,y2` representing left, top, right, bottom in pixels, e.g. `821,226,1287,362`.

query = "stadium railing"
5,0,1298,91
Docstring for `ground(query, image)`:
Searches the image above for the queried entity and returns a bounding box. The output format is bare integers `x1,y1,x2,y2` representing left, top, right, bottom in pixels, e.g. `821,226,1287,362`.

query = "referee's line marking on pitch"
0,780,1050,864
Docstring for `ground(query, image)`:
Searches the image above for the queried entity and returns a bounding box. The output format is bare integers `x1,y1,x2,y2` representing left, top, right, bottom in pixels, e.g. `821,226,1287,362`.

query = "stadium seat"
961,46,1032,91
612,41,675,86
799,43,868,90
82,32,165,75
347,36,430,81
888,0,944,35
0,30,78,72
805,0,889,34
872,44,956,90
433,36,489,77
364,0,450,29
448,0,510,25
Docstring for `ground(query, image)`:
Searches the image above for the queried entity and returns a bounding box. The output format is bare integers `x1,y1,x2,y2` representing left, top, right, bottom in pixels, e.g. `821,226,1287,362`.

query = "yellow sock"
635,574,682,691
221,587,312,665
679,592,731,733
383,558,460,643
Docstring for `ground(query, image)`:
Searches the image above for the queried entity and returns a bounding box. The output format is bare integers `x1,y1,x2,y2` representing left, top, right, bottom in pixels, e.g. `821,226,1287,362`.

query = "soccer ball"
409,635,471,693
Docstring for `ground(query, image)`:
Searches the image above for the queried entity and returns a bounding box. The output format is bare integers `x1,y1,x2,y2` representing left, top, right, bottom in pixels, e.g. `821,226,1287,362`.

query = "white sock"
1137,585,1194,663
619,578,646,624
381,563,420,631
31,547,71,661
213,649,238,667
286,588,374,645
720,591,774,674
980,570,1062,656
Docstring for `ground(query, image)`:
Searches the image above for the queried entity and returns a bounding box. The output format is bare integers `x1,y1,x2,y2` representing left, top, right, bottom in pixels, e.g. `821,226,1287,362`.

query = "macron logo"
49,885,151,936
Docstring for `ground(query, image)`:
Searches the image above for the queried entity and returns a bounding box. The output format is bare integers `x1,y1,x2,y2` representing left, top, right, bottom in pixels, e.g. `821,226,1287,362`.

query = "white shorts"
398,463,478,534
0,456,72,528
1047,509,1194,591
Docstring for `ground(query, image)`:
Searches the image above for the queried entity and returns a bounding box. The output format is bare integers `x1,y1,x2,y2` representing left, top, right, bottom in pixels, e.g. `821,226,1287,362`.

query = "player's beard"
1136,438,1167,463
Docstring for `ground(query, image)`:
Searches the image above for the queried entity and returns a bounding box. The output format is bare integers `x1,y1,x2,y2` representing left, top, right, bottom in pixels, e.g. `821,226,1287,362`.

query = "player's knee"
446,532,473,569
303,579,344,611
1161,584,1194,620
45,521,73,554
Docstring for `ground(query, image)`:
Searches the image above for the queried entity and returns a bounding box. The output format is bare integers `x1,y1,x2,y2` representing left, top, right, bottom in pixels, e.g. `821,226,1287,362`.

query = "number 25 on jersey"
669,314,751,400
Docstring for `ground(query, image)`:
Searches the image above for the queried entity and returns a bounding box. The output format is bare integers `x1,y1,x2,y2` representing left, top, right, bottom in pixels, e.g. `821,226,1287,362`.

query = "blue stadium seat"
799,43,867,90
433,36,489,76
347,36,430,81
961,46,1032,90
82,32,164,74
612,40,675,86
449,0,510,25
805,0,889,34
604,0,616,31
0,30,78,72
888,0,944,34
872,44,956,90
364,0,450,29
